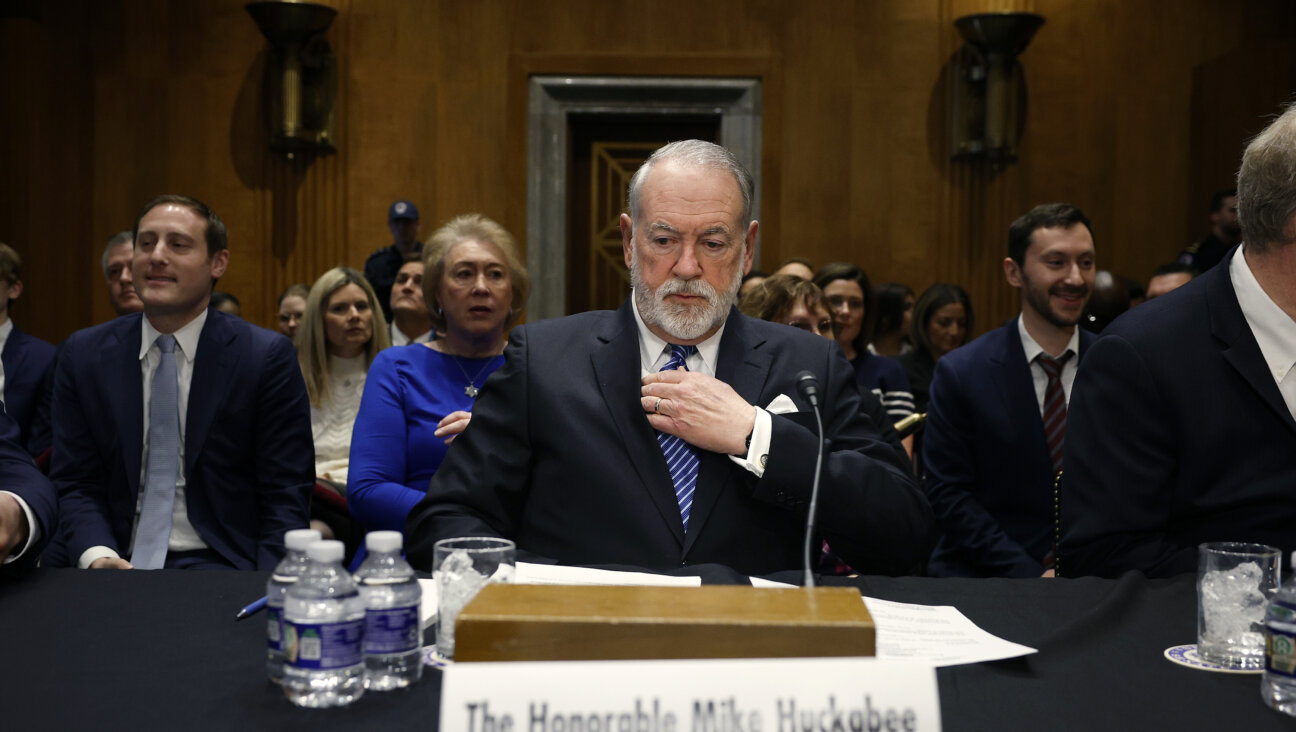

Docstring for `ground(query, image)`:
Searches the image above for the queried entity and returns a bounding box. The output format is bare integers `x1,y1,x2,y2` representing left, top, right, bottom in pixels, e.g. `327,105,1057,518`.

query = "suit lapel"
590,302,686,546
683,309,771,555
103,316,144,492
988,321,1049,455
186,311,239,477
1208,254,1296,435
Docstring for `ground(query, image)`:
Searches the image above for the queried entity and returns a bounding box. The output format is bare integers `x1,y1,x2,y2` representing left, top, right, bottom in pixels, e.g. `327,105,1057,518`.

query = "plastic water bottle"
354,531,424,690
282,540,366,708
265,528,321,685
1263,551,1296,716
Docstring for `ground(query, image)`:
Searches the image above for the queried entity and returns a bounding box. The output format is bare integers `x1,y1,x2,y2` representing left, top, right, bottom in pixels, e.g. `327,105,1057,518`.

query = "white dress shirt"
630,292,770,478
0,317,12,400
1232,246,1296,420
1017,315,1081,417
390,322,433,347
78,310,210,568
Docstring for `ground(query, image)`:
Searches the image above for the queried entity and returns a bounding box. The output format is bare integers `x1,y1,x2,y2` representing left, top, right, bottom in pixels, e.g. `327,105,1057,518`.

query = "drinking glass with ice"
433,537,516,661
1197,542,1280,670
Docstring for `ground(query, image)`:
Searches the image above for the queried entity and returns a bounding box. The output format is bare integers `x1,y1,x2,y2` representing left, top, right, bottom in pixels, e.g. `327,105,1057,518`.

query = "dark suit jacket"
2,324,56,456
405,301,933,577
1061,248,1296,577
0,401,55,576
51,310,314,570
923,318,1095,577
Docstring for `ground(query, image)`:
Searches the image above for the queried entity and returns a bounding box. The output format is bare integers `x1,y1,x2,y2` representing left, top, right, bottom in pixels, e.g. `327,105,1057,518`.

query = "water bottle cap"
284,529,322,552
306,540,344,563
365,531,403,553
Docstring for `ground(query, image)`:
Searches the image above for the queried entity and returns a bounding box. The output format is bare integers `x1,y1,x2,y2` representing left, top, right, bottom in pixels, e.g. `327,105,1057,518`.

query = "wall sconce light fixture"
246,1,338,159
950,12,1045,164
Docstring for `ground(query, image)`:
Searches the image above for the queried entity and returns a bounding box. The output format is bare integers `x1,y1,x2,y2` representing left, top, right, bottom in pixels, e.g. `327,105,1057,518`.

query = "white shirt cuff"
0,491,39,565
79,546,121,569
727,407,771,478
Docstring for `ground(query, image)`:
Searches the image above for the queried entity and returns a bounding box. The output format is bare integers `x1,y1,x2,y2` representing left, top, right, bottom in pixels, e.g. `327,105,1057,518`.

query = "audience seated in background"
403,140,931,577
347,213,526,566
300,267,390,486
897,283,973,415
772,257,814,281
1062,108,1296,578
0,403,56,577
210,291,241,317
365,199,422,323
1145,261,1196,300
102,230,143,316
51,194,314,571
924,203,1096,578
276,283,308,341
388,258,434,345
871,282,915,357
1177,187,1240,275
0,243,55,456
738,273,910,574
813,263,916,447
738,269,767,298
1080,270,1131,333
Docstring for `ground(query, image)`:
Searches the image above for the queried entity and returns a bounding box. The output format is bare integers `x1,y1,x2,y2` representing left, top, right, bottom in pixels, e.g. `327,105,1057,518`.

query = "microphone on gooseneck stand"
795,370,825,589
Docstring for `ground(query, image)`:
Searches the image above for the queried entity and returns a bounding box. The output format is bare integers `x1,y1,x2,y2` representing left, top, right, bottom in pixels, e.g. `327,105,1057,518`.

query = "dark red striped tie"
1037,352,1073,476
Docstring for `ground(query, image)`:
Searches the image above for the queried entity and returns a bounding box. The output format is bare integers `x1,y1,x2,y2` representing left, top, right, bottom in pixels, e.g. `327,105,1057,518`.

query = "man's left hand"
641,370,756,455
0,493,31,561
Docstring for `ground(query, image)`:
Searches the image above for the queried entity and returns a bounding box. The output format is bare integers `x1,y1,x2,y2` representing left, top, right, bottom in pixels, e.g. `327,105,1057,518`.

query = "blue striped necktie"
656,344,700,532
132,334,180,570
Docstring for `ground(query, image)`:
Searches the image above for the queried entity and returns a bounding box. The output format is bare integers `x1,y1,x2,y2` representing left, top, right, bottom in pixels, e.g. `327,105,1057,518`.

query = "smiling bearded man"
405,140,932,578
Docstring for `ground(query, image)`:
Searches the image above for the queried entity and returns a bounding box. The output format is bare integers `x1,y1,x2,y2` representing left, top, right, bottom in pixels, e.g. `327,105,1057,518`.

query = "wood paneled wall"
2,0,1292,344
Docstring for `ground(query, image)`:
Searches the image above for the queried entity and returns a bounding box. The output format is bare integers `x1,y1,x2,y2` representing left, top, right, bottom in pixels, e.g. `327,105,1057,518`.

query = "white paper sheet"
862,596,1037,667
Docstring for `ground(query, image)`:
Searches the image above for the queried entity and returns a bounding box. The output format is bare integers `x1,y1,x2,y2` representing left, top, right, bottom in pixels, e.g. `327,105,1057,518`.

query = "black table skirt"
1,568,1289,730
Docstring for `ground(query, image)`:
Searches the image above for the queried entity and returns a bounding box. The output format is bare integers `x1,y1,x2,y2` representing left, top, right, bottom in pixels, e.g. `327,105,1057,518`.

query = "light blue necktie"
656,344,700,532
132,334,180,570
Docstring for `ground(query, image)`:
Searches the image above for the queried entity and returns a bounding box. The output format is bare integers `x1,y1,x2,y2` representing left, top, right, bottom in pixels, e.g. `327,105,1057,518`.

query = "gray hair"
101,231,133,277
1237,104,1296,252
626,140,754,228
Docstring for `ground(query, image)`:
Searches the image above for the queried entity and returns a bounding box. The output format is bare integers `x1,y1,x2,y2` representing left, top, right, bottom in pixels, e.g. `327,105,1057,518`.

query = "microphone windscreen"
795,370,820,408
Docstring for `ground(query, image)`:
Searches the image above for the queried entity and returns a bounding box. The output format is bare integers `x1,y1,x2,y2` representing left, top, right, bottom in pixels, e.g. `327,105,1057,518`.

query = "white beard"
629,244,743,341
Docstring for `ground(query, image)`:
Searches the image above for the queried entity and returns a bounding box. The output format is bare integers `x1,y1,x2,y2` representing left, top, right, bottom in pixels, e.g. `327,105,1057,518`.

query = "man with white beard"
405,140,932,578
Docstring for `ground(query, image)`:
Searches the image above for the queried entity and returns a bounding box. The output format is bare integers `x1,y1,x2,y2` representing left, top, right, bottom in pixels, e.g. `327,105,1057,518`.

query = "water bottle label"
283,619,364,670
267,607,282,652
363,604,421,654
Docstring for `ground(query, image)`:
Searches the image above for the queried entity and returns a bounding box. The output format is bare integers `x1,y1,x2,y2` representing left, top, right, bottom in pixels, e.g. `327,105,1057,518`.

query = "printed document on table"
862,596,1037,667
419,562,702,628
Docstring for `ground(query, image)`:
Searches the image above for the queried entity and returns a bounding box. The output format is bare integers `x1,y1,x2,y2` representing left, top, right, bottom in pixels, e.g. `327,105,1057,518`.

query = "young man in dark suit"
0,243,56,456
1062,108,1296,578
922,203,1097,577
405,141,932,578
52,195,314,571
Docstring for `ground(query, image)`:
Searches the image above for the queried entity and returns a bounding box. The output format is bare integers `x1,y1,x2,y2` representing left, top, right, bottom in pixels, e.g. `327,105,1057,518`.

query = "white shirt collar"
140,308,209,364
630,291,725,376
1231,246,1296,383
0,318,13,347
1017,313,1079,364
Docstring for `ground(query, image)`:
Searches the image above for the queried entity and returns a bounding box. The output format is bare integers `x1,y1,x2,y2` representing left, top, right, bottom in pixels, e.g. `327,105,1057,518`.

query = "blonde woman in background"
298,267,390,486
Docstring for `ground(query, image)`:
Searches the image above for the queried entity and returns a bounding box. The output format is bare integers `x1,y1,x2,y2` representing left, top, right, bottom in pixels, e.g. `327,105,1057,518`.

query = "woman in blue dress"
347,214,529,562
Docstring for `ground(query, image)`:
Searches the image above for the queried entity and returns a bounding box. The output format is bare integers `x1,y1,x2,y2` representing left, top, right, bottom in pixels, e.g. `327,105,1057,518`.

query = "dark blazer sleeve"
922,355,1043,577
0,403,55,573
753,338,933,575
249,335,315,569
1060,333,1191,577
51,333,123,561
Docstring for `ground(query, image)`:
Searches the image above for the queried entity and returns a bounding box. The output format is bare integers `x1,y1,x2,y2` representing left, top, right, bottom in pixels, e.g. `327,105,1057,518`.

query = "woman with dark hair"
813,263,915,453
897,283,973,414
871,282,915,358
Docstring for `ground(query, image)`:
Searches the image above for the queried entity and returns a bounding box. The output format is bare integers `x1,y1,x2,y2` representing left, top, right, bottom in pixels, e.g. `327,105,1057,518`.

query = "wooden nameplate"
453,584,874,662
